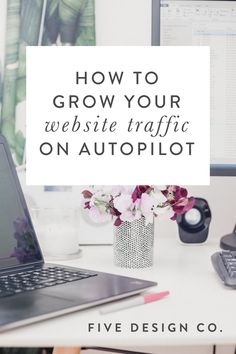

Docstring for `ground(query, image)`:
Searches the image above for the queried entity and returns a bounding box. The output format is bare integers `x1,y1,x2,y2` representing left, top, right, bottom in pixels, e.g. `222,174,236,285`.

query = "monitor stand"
220,224,236,251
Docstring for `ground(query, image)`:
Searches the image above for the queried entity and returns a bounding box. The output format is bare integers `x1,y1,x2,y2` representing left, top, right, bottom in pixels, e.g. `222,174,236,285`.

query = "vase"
113,217,154,268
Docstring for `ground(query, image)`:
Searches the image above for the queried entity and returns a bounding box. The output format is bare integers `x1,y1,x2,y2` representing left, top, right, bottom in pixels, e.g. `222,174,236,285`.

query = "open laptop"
0,135,156,332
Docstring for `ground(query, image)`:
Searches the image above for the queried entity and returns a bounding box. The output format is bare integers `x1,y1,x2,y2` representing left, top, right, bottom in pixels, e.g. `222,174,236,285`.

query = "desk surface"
0,238,235,347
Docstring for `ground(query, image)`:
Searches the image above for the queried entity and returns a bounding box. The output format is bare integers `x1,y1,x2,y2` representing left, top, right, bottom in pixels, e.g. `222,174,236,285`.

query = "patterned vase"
113,217,154,269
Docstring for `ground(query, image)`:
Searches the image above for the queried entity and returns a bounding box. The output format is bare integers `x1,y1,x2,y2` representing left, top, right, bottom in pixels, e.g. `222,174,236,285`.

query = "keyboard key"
35,284,46,289
43,282,57,286
213,251,236,288
14,289,23,294
56,280,66,284
23,286,35,291
66,277,81,282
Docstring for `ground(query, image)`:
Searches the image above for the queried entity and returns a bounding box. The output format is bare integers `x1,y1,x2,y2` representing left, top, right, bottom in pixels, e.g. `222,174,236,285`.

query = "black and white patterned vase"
113,217,154,268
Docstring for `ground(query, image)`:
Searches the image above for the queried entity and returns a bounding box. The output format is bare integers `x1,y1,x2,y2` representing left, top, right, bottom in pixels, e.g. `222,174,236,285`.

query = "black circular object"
176,198,211,243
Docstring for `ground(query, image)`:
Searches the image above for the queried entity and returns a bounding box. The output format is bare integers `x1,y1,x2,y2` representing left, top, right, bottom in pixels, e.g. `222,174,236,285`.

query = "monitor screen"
0,143,42,270
152,0,236,176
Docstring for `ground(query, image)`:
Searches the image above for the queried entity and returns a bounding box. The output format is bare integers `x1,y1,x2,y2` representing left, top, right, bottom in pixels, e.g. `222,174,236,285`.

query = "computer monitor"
152,0,236,176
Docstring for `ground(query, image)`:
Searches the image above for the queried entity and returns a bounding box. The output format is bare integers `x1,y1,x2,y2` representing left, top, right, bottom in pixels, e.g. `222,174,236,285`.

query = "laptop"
0,135,156,332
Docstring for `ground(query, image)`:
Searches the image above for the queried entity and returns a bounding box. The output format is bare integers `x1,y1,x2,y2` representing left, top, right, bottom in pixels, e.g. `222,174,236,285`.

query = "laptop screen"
0,143,42,270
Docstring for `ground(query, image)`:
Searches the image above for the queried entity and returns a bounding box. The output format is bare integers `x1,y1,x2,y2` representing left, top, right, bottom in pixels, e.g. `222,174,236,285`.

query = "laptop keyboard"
0,266,97,298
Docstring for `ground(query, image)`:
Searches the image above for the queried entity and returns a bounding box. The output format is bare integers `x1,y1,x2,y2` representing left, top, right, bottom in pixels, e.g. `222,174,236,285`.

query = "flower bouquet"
82,185,194,226
82,185,195,268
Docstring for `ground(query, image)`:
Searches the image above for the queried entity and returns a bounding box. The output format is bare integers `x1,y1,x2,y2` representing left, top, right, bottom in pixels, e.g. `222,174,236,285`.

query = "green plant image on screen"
0,0,96,165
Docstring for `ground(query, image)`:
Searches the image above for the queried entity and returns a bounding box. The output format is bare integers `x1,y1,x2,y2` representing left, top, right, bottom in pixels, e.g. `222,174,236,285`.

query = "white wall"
95,0,152,45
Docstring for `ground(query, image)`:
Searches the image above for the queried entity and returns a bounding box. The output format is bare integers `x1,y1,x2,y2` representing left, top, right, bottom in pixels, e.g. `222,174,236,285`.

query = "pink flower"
162,185,188,203
113,194,141,222
82,190,93,199
161,186,195,220
114,217,122,226
84,201,91,209
171,197,195,220
131,185,151,202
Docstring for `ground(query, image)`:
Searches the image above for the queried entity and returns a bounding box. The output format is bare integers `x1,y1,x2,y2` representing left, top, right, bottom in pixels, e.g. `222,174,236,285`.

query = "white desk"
0,238,235,348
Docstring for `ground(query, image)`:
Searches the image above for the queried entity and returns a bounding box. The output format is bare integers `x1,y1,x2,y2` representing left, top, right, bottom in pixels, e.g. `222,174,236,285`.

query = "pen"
100,291,170,315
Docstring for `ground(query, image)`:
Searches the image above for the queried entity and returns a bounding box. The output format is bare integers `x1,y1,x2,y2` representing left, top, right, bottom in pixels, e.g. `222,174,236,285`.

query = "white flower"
140,191,168,224
113,194,141,222
88,206,112,223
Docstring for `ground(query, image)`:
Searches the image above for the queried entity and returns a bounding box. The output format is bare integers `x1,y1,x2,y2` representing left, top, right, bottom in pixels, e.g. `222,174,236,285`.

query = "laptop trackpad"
0,292,75,327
